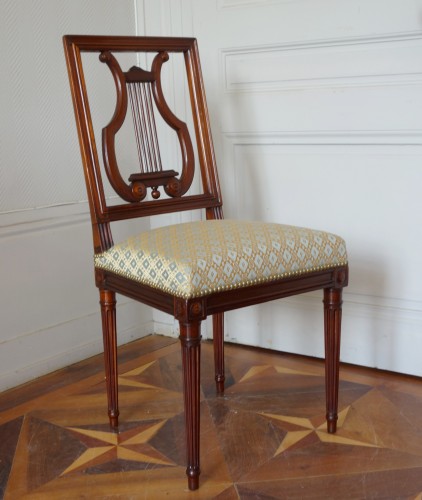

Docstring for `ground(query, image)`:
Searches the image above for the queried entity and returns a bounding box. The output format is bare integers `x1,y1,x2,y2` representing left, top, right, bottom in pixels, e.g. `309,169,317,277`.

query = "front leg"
179,320,202,491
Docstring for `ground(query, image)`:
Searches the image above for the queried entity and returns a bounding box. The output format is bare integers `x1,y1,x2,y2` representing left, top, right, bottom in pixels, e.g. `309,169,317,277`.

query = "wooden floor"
1,335,422,499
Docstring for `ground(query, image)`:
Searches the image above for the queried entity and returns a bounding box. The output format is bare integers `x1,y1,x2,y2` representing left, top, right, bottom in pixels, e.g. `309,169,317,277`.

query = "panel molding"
219,129,422,376
285,291,422,325
221,132,422,188
221,31,422,92
218,0,297,8
223,130,422,146
222,130,422,231
0,202,90,239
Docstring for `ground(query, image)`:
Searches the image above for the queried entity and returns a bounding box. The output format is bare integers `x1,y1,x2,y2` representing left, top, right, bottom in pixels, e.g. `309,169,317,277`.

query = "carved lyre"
99,50,195,202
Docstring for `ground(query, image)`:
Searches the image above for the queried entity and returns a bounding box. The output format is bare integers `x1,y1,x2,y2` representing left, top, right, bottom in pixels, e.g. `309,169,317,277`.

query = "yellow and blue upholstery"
95,220,347,299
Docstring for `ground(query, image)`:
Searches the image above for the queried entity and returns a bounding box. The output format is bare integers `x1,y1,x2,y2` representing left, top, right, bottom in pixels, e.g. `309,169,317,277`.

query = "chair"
63,35,348,491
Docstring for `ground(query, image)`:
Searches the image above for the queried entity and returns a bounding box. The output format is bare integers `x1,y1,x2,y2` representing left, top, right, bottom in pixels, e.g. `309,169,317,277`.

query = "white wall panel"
222,136,422,300
223,33,422,92
220,135,422,375
141,0,422,376
0,202,153,391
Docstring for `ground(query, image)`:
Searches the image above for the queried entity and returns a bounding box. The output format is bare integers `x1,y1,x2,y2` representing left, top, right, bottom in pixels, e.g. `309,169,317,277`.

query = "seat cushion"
94,220,347,299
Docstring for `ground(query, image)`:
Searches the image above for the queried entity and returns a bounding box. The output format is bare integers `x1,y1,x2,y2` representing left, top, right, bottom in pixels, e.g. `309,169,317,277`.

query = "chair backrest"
63,35,223,253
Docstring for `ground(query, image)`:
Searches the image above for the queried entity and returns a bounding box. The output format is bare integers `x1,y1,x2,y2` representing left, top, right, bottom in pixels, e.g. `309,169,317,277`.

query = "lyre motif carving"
100,51,195,202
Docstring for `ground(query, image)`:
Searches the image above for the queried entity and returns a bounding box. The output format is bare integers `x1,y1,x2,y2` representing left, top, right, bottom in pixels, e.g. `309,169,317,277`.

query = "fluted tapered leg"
99,289,119,429
213,313,225,394
324,287,343,434
179,320,202,491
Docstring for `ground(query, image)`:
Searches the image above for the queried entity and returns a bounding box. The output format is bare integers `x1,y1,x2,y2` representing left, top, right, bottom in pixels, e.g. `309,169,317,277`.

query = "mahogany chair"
63,35,348,491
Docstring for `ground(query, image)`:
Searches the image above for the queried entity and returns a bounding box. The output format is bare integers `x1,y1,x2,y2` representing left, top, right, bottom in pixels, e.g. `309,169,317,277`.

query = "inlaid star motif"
118,361,161,390
61,419,175,475
260,406,381,457
239,364,321,383
117,360,182,395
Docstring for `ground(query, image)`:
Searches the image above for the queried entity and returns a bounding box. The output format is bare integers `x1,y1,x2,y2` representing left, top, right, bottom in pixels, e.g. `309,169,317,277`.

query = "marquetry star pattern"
237,364,383,456
116,359,183,395
260,406,381,457
59,360,184,477
62,360,381,478
239,364,321,382
62,419,175,476
118,360,162,390
4,340,422,499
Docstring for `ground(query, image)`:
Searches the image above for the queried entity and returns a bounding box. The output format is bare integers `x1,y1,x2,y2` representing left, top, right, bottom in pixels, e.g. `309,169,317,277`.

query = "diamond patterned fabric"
94,220,347,299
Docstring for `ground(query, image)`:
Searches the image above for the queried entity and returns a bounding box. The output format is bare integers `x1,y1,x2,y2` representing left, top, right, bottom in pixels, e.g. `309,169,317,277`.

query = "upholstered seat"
95,220,347,299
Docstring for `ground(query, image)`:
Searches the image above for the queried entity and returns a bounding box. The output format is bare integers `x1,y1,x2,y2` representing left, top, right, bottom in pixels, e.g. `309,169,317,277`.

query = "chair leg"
179,320,202,491
213,313,225,393
99,289,119,429
323,287,343,434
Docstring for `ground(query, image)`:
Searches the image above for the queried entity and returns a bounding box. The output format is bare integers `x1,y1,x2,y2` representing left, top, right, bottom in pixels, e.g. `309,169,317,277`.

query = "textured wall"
0,1,152,391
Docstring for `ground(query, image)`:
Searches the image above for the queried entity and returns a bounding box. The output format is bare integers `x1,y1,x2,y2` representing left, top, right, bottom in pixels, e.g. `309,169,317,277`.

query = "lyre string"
128,83,146,172
127,81,162,174
145,83,163,172
137,83,153,172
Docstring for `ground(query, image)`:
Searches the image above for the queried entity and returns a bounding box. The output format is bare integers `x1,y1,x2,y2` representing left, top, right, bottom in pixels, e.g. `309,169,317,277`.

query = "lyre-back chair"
63,35,348,491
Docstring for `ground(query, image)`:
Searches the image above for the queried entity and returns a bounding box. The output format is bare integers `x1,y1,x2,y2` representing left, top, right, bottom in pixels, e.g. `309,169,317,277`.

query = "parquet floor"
1,335,422,499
